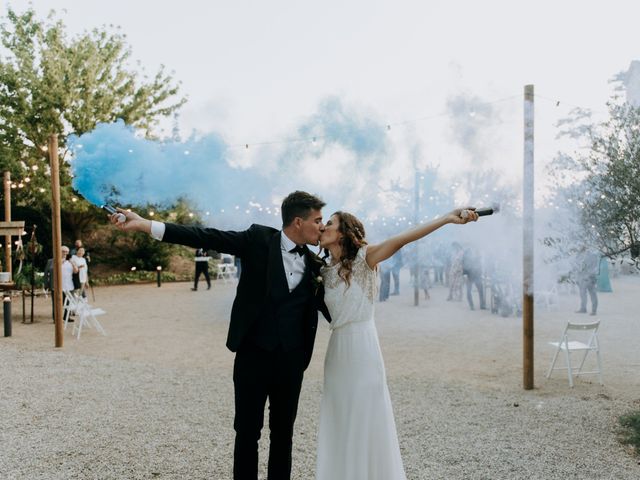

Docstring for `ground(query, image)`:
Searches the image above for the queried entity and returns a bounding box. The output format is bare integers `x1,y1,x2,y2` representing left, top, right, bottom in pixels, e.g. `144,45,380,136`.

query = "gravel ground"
1,275,639,479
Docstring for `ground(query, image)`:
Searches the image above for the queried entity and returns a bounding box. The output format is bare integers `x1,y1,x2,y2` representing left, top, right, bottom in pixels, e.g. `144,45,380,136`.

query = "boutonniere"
312,275,324,295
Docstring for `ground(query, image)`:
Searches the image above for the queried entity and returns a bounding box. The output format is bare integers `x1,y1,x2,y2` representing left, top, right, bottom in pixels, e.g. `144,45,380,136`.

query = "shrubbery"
91,270,191,286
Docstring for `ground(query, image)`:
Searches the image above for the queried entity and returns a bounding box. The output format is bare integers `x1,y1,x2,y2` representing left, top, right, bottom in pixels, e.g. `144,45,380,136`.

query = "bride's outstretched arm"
365,207,478,269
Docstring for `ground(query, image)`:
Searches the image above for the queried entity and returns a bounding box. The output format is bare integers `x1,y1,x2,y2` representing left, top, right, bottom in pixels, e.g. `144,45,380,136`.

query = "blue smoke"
69,120,270,227
69,97,396,228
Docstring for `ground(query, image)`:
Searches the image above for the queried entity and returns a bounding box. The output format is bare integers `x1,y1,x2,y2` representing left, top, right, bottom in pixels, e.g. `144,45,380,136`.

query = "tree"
0,6,186,235
548,100,640,262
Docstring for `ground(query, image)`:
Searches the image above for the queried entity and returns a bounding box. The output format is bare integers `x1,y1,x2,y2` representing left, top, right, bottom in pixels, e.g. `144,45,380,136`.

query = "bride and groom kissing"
109,190,479,480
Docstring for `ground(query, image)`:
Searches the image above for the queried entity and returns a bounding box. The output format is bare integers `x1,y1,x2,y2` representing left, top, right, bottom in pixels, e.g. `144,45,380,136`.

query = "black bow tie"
289,245,306,256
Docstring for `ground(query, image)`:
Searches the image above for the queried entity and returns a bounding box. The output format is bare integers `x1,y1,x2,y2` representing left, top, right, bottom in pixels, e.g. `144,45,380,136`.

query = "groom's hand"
109,208,152,234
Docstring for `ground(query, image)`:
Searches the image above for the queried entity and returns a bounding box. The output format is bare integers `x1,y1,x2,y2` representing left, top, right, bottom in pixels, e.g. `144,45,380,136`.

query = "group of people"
108,191,480,480
380,242,488,311
384,240,609,319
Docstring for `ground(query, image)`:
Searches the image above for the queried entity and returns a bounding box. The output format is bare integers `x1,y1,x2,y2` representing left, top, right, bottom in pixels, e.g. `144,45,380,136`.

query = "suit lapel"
266,231,289,299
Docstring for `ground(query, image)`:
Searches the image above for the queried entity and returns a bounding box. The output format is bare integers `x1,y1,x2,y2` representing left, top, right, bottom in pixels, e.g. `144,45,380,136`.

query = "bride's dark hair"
325,211,368,287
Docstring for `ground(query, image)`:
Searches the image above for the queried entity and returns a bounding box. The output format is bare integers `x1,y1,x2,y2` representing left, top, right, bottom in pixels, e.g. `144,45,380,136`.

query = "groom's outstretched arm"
109,208,251,257
162,222,250,257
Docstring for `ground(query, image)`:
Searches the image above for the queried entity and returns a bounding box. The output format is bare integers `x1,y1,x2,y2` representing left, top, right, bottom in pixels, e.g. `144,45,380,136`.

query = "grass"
619,410,640,455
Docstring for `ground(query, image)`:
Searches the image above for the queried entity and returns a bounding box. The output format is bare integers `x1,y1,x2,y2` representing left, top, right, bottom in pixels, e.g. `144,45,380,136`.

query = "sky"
5,0,640,227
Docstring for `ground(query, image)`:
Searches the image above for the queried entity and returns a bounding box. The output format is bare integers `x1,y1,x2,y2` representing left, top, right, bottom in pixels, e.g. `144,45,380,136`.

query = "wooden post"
413,170,420,306
523,85,535,390
49,135,63,348
4,172,11,278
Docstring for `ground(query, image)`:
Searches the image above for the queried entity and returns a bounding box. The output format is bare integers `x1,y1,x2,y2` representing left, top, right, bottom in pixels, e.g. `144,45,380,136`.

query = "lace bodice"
321,246,377,330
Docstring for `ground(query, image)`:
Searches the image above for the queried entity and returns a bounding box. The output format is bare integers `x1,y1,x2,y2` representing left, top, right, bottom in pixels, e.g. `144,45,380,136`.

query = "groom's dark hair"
281,191,325,227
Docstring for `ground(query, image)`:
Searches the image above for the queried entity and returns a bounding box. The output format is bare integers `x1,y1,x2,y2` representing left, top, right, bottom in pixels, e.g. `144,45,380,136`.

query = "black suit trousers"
194,262,210,288
233,343,305,480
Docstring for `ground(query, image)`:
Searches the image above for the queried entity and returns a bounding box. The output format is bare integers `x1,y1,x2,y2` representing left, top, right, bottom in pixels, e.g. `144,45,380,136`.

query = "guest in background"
597,256,612,293
419,264,431,300
61,246,77,321
71,247,89,297
462,246,486,310
574,246,600,315
446,242,464,301
390,250,403,295
378,258,391,302
192,247,212,291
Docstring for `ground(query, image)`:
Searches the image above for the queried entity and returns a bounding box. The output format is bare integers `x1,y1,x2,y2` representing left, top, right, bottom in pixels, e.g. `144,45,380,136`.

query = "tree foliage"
548,100,640,262
0,6,186,234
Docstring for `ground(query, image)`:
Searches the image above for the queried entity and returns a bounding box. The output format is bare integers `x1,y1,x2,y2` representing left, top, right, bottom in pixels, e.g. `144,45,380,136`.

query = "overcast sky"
8,0,640,212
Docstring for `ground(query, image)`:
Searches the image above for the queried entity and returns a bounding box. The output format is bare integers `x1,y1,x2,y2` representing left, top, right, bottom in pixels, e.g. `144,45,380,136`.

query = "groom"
109,191,329,480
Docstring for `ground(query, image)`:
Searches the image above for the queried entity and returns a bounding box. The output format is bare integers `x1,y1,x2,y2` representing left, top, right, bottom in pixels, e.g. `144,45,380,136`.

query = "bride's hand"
447,207,478,224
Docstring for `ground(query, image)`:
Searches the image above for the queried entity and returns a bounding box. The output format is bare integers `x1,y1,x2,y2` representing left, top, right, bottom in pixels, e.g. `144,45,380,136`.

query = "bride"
315,207,478,480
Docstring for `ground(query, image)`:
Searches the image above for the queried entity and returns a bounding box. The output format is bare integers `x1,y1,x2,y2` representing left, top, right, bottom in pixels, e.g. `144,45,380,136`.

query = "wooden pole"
49,135,63,348
4,171,11,277
523,85,535,390
413,170,420,306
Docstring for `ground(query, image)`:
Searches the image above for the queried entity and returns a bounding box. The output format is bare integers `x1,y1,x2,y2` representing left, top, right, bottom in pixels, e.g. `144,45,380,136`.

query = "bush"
13,264,45,290
90,270,191,286
619,410,640,455
87,226,176,272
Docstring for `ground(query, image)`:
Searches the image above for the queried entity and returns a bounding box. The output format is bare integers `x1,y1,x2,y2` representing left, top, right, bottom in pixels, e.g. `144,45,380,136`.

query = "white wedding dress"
316,246,406,480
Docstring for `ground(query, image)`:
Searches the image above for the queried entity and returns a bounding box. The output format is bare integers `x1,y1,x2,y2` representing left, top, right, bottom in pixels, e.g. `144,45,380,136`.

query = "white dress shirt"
150,221,305,292
280,231,306,292
150,220,166,241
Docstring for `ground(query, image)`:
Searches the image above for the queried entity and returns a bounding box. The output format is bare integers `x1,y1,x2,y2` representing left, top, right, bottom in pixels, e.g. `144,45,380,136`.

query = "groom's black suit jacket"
163,222,330,369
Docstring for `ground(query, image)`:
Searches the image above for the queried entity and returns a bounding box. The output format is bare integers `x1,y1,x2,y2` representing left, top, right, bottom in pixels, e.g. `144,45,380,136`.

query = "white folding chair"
219,264,238,283
72,301,107,340
546,321,603,387
63,290,82,329
535,284,559,310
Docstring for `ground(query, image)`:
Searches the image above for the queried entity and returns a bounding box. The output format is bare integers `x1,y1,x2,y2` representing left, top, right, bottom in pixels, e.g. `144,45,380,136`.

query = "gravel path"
1,275,639,479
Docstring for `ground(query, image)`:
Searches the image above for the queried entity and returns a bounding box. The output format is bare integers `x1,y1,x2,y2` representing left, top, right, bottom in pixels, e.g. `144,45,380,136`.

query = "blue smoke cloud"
69,97,397,229
69,120,271,227
70,121,228,205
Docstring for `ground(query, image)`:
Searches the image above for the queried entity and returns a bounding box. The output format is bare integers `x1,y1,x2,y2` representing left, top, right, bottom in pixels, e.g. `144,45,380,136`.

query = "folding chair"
536,284,559,310
219,264,238,283
63,290,82,329
546,321,603,387
72,301,107,340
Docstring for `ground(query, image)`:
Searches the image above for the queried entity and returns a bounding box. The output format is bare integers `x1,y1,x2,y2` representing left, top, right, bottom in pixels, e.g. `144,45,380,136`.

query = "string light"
2,92,615,230
219,92,604,152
